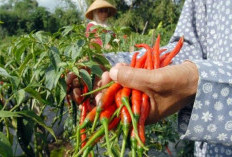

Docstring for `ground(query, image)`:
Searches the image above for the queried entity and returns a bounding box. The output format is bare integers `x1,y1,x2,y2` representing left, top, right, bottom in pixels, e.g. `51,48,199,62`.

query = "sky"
36,0,86,12
0,0,131,12
36,0,131,12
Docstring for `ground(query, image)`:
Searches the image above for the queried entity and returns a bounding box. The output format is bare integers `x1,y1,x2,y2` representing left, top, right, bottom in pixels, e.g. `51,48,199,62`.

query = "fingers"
101,71,112,86
66,72,77,85
109,64,158,92
71,88,82,104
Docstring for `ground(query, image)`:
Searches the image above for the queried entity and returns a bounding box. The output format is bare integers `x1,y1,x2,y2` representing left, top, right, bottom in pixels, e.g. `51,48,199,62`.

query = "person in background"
85,0,117,48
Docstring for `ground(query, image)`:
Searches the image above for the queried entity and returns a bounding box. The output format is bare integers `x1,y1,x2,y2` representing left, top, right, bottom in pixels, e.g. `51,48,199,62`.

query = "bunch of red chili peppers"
68,35,184,157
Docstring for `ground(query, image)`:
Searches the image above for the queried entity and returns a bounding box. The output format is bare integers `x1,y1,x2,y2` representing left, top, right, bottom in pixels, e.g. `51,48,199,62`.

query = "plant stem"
82,81,114,96
102,119,114,157
122,97,148,151
120,124,129,157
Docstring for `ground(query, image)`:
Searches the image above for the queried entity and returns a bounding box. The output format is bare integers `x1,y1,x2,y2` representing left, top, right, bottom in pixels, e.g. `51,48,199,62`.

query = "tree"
110,0,184,33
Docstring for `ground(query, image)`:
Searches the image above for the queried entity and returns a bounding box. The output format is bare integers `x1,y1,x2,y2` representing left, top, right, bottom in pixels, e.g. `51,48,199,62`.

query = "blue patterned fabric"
104,0,232,156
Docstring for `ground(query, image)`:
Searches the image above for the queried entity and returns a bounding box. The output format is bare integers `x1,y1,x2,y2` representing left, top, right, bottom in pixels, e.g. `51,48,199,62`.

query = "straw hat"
85,0,117,20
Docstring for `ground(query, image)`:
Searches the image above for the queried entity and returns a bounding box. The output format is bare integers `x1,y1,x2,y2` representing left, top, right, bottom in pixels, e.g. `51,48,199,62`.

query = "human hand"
108,61,199,124
66,69,111,109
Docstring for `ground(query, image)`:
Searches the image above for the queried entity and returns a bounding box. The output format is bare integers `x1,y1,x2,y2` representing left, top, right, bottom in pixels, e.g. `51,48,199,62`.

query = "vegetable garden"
0,23,193,157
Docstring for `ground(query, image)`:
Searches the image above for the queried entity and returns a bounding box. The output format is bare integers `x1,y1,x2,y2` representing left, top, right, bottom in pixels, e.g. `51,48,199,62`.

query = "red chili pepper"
161,36,184,67
115,89,122,109
79,107,96,129
131,52,139,67
80,101,88,148
92,83,122,132
135,51,147,68
82,84,92,111
152,34,161,69
160,52,171,65
135,44,153,69
119,87,132,157
138,93,150,156
99,83,122,110
131,89,142,120
159,48,167,55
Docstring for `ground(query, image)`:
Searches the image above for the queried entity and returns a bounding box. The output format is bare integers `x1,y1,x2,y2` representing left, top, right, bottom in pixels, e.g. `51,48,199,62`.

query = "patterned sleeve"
175,0,232,146
179,60,232,146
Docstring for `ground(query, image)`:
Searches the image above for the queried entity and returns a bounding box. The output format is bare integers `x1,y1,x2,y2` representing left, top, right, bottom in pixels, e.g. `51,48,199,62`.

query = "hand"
66,69,110,109
108,61,199,124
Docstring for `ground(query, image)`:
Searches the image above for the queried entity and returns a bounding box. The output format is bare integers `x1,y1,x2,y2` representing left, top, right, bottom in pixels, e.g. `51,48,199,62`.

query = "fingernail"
109,67,118,81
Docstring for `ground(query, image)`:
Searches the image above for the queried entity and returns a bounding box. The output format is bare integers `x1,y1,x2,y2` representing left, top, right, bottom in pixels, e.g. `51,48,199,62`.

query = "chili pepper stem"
82,81,114,96
138,146,143,157
122,97,148,151
102,118,114,157
82,146,92,157
91,110,100,132
101,123,122,147
111,144,120,157
116,104,123,117
74,127,81,154
120,124,130,157
78,127,104,156
131,138,137,157
90,150,95,157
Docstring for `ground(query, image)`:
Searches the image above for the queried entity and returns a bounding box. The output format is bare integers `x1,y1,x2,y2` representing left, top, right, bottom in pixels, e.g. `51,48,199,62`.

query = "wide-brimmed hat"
85,0,117,20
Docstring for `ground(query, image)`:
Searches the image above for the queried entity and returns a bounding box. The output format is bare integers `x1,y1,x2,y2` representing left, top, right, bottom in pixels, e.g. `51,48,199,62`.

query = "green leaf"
17,111,56,140
90,64,103,77
50,147,65,157
76,39,85,47
15,89,26,106
85,61,103,77
0,132,13,157
33,51,47,69
0,21,3,24
49,47,61,71
103,33,112,47
15,44,26,62
72,66,79,77
0,111,21,118
45,66,63,90
10,76,20,89
92,54,111,69
90,43,102,52
18,53,33,76
79,69,92,91
62,25,74,36
34,31,48,43
57,79,66,106
24,87,49,105
71,45,82,61
0,67,11,78
45,67,56,90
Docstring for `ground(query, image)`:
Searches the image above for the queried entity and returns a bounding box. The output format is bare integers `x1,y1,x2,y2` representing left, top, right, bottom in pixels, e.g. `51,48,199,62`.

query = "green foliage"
0,132,13,157
0,23,113,156
111,0,184,33
0,0,82,38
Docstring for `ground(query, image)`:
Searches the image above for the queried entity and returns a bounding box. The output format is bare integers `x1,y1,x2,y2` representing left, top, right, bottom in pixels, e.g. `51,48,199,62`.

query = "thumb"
109,65,156,91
